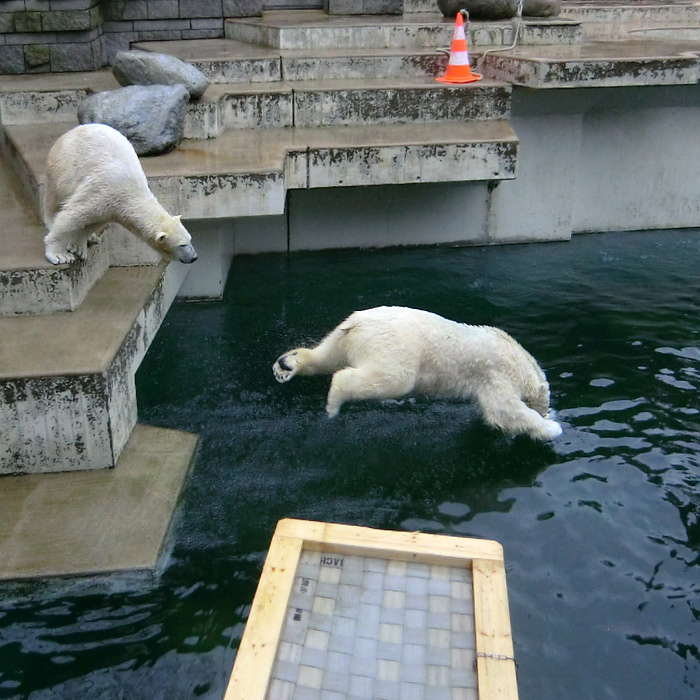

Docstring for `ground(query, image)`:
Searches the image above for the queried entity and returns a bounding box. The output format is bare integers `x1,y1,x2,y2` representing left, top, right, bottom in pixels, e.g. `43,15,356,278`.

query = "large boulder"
523,0,561,16
78,84,189,156
437,0,518,20
112,50,210,100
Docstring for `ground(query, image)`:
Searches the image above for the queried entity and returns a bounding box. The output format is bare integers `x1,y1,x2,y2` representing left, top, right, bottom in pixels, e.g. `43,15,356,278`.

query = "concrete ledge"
0,424,197,581
182,78,511,137
476,39,700,88
134,38,282,83
0,70,118,125
561,1,700,40
8,120,518,219
0,262,188,474
224,11,581,50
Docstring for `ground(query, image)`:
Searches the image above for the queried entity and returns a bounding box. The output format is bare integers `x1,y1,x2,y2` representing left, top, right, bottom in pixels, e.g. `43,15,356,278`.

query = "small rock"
78,84,189,156
112,50,210,100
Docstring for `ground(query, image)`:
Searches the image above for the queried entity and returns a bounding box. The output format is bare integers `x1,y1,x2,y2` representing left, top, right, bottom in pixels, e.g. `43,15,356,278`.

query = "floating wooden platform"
225,519,518,700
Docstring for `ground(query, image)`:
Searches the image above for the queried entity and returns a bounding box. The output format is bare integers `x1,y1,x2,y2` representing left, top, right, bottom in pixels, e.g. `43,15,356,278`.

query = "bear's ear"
174,215,182,222
155,232,168,244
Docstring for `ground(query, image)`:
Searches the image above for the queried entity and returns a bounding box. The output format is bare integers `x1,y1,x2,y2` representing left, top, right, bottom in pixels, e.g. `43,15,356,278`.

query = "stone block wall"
0,1,103,74
0,0,264,74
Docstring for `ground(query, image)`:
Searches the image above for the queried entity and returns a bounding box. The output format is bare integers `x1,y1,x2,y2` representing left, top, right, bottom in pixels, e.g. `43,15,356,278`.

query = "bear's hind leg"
325,366,414,418
273,348,312,383
475,386,562,441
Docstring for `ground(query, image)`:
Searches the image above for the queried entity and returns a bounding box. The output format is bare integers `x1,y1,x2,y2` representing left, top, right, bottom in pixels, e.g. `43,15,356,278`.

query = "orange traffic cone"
436,12,481,84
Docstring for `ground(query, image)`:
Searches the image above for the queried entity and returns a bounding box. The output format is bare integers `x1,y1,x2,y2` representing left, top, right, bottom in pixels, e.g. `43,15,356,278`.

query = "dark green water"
2,229,700,699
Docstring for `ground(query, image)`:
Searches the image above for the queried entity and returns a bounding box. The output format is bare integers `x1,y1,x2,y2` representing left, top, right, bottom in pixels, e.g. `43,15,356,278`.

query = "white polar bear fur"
273,306,562,441
43,123,197,265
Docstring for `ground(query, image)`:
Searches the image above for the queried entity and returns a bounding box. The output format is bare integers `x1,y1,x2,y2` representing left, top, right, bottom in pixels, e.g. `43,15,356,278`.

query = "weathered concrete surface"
134,39,283,84
476,39,700,88
0,262,189,474
224,10,581,50
290,78,510,127
561,1,700,41
182,78,510,138
7,117,518,220
0,71,119,126
183,82,293,138
0,425,197,581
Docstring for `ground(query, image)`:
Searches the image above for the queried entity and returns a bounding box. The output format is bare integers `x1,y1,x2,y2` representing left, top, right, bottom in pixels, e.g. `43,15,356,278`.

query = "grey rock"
523,0,561,16
437,0,518,20
77,84,189,156
112,50,210,100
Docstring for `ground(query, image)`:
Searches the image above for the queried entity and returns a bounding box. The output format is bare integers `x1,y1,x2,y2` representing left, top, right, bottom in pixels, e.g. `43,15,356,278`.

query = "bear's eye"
178,244,188,248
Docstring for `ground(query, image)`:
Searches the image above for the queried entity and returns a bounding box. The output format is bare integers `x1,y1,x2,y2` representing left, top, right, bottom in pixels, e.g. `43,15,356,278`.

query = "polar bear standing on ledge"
273,306,562,441
43,123,197,265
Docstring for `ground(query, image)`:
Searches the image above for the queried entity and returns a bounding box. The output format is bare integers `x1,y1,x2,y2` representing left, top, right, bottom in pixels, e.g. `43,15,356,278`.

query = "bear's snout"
178,243,198,264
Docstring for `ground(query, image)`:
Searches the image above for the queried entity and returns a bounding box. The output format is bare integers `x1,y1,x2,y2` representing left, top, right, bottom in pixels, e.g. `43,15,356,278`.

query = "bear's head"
153,215,197,264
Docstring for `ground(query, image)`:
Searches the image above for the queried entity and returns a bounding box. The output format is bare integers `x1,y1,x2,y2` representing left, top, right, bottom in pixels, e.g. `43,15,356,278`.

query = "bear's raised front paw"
272,352,299,383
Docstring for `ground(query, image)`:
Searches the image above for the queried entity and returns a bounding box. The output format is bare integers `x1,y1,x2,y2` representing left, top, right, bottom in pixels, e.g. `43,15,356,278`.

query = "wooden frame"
224,518,518,700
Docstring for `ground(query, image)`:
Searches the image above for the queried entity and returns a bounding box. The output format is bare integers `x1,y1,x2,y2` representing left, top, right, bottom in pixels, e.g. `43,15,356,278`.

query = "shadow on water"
1,230,700,699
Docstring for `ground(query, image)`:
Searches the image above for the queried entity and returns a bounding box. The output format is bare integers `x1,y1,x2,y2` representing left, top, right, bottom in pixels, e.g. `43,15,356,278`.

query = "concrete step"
183,77,510,137
561,1,700,41
0,70,119,126
0,261,189,475
224,10,582,50
7,119,517,219
0,145,110,316
134,38,452,82
475,37,700,88
0,424,197,581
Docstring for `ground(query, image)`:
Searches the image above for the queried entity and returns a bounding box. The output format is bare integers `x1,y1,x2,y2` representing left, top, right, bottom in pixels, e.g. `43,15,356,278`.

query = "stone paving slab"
0,424,197,581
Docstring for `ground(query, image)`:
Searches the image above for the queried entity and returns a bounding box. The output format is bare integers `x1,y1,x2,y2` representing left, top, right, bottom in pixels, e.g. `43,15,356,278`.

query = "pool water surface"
1,229,699,700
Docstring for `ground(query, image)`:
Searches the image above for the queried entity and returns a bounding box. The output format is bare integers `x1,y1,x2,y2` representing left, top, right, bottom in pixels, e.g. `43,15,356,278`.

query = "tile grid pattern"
267,549,478,700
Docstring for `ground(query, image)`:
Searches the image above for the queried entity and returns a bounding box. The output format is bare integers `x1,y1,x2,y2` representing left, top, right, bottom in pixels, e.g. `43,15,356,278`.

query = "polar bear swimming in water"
273,306,562,441
42,123,197,265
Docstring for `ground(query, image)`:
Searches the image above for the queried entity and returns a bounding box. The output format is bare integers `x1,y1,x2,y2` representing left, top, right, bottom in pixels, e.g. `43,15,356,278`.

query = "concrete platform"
182,77,511,137
475,37,700,88
224,9,581,50
0,424,197,581
6,119,518,219
562,0,700,40
0,261,189,474
0,70,119,126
